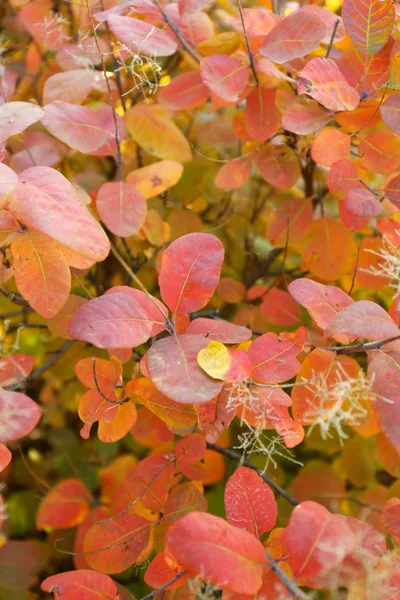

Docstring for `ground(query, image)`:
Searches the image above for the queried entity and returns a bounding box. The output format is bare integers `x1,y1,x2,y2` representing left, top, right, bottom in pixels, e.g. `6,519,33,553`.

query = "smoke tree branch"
206,442,299,506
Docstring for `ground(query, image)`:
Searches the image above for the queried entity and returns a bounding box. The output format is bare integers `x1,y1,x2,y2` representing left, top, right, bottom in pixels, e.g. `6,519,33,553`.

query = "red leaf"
69,292,155,348
0,388,41,444
164,482,208,524
166,512,267,595
344,187,382,218
224,467,277,537
311,127,350,167
158,71,209,110
104,286,168,336
358,131,400,174
42,570,120,599
36,479,92,530
261,11,326,64
83,513,151,573
159,233,224,314
297,58,359,111
282,501,355,579
382,498,400,542
260,289,301,326
0,444,11,472
200,55,249,103
327,159,360,200
145,552,188,591
381,94,400,134
244,88,280,142
195,386,236,443
248,328,306,384
282,98,333,135
175,432,206,479
147,334,224,403
107,14,178,57
369,351,400,452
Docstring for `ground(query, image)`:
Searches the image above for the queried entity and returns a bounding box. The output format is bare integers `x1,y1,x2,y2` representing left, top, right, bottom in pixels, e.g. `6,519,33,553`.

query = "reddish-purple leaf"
200,55,249,103
8,167,110,262
96,181,147,237
261,11,327,64
107,14,178,57
0,388,41,443
147,334,224,403
224,467,277,537
104,286,168,336
159,233,224,314
344,187,382,218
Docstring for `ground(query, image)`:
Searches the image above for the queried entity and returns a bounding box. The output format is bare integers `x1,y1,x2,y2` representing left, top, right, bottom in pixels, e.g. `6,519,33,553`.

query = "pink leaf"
261,11,327,64
324,300,400,341
159,233,224,314
0,163,18,209
0,102,44,145
297,58,359,111
8,166,110,262
158,71,209,110
69,292,155,348
0,444,11,472
107,14,178,57
41,101,109,153
200,55,249,103
147,334,224,403
0,354,35,386
96,182,147,237
0,388,41,443
186,318,252,343
248,328,306,383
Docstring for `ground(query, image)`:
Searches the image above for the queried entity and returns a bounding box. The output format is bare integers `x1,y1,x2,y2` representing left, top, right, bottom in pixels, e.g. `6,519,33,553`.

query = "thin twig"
264,551,310,600
110,240,175,333
0,308,33,318
92,358,128,405
236,0,259,86
0,287,29,307
348,238,363,296
86,0,123,182
26,340,75,383
325,19,339,59
140,571,188,600
152,0,200,63
321,334,400,355
206,442,299,506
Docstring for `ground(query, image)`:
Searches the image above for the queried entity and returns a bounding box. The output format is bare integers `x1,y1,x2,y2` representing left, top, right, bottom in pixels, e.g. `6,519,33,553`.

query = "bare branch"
206,442,299,506
321,334,400,354
140,570,189,600
264,551,310,600
27,340,75,384
325,18,340,59
152,0,200,63
236,0,259,86
0,286,29,307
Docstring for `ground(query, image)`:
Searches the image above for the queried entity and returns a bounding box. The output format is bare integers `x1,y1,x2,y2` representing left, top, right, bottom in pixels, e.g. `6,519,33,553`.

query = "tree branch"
322,334,400,355
152,0,200,63
140,570,188,600
206,442,299,506
325,18,339,59
264,551,310,600
0,286,29,307
27,340,76,384
236,0,259,86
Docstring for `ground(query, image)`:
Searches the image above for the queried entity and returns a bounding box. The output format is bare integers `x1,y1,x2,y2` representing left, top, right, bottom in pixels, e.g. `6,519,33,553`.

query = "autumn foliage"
3,0,400,597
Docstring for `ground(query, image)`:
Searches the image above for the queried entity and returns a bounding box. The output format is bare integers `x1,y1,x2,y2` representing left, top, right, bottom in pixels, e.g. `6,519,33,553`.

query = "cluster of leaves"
4,0,400,597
